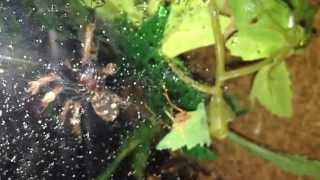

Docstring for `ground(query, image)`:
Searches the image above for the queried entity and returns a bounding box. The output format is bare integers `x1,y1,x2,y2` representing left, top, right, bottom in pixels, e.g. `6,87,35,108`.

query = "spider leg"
25,74,64,119
59,99,82,139
41,84,64,109
81,22,96,65
26,72,59,95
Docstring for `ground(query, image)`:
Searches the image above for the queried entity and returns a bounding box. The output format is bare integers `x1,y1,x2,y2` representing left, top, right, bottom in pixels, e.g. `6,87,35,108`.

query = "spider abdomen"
90,90,125,122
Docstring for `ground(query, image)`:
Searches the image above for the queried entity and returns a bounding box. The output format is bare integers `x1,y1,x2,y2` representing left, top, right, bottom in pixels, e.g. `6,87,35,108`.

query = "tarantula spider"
26,22,128,137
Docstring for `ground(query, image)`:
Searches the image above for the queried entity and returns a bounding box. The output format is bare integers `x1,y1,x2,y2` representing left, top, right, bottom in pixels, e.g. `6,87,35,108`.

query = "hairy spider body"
26,22,127,137
27,60,127,137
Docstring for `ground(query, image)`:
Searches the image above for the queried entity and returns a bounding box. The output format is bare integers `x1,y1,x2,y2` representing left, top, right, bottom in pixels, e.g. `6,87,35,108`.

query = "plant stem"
222,59,272,81
221,46,292,81
164,58,215,95
163,1,293,97
228,131,320,178
97,139,140,180
209,0,225,89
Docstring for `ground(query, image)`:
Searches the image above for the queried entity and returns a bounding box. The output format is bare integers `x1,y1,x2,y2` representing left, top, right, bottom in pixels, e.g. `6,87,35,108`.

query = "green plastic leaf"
182,145,217,161
156,102,211,151
116,6,169,64
111,7,202,115
161,0,230,58
227,0,294,60
251,62,292,117
97,120,160,180
132,142,151,180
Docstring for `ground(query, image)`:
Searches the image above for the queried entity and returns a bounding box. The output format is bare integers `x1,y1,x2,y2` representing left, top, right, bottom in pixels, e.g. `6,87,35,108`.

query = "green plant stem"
227,131,276,159
222,46,293,81
97,140,140,180
97,112,162,180
209,0,225,89
222,59,272,81
164,58,215,95
163,1,293,97
228,131,320,179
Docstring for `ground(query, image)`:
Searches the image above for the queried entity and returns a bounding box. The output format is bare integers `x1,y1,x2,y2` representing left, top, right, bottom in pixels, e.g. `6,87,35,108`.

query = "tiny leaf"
251,62,292,117
156,102,211,151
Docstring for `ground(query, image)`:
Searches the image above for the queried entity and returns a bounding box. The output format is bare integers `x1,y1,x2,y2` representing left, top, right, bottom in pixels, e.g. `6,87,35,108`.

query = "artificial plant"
97,0,320,179
2,0,320,179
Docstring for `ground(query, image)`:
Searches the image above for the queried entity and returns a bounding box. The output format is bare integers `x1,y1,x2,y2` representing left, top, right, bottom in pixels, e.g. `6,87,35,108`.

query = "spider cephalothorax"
26,21,128,137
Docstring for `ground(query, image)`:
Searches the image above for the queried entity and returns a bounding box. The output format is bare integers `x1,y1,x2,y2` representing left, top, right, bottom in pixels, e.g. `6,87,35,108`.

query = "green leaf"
161,0,230,58
228,0,291,30
182,145,217,161
251,62,292,117
111,6,202,115
114,6,169,65
228,0,258,30
226,29,287,60
227,0,295,60
83,0,145,24
156,102,211,151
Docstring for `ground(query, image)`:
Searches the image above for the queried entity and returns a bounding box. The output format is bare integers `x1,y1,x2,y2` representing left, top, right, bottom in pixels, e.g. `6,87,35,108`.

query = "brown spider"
26,21,128,137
